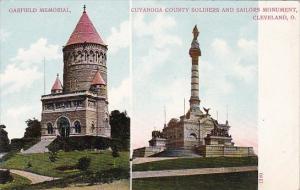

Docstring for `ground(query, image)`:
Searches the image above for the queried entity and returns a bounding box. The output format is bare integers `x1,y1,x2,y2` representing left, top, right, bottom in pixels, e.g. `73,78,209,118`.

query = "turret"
90,70,106,95
51,74,63,94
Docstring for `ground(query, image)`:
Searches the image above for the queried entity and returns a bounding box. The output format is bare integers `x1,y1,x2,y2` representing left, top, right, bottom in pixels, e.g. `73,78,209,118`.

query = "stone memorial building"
40,7,111,140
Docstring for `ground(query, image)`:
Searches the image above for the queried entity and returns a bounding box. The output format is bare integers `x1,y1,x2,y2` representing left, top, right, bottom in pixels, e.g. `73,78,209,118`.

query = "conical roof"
92,70,106,85
51,74,63,91
66,9,105,46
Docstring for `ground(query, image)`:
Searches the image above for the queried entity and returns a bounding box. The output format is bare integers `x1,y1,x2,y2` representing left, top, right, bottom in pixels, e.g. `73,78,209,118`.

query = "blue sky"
131,1,258,151
0,0,129,139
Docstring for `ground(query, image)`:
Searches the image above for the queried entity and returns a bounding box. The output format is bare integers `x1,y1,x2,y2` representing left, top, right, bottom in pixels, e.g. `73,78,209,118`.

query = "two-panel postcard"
0,1,299,190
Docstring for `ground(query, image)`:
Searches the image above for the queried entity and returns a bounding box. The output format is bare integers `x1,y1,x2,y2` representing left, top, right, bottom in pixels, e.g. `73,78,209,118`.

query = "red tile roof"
92,70,106,85
51,74,63,90
66,10,105,46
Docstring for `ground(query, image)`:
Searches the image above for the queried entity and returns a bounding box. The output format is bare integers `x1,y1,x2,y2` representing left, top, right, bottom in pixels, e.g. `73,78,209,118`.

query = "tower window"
91,122,95,133
74,121,81,133
70,80,72,90
74,79,78,90
47,123,54,134
84,51,87,61
73,52,76,61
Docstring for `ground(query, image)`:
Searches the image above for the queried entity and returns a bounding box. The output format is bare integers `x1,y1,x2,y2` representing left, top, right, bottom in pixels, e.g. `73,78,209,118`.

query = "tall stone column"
189,25,201,111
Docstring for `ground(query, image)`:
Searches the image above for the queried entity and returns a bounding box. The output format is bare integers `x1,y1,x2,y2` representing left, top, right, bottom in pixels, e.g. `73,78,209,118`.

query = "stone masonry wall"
62,43,108,95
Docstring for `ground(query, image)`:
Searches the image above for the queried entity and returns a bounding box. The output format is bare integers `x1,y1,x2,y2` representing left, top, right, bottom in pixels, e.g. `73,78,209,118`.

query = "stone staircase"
150,148,201,157
21,138,55,154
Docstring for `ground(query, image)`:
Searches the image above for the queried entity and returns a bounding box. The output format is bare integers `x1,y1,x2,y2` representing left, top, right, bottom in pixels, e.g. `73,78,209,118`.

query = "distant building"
133,26,255,158
41,7,110,140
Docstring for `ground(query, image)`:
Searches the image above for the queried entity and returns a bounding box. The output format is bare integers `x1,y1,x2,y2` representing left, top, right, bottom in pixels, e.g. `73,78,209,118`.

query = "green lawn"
133,156,258,171
133,171,258,190
0,150,129,178
0,174,31,190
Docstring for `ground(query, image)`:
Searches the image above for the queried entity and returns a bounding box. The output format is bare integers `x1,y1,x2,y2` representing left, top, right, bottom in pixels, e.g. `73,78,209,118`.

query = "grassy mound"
0,150,129,178
133,171,258,190
133,156,258,171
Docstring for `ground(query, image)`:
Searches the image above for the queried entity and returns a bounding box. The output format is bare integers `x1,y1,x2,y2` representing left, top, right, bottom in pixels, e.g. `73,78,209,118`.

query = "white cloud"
210,38,257,85
211,38,231,56
1,38,61,95
132,13,184,149
109,77,130,113
237,38,257,52
232,59,257,83
133,13,182,81
107,20,130,54
2,105,40,139
134,14,181,49
0,64,42,95
0,29,10,42
10,38,61,67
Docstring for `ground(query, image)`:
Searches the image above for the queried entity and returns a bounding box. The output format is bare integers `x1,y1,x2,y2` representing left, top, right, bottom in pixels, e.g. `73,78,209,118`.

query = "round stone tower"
62,7,108,98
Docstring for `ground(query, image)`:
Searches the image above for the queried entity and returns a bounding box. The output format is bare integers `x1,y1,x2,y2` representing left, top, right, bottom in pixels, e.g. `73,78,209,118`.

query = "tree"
24,118,41,138
109,110,130,150
0,125,10,153
111,145,120,168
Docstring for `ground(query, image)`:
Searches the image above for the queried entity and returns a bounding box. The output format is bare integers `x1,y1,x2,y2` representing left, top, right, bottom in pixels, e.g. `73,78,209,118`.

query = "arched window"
190,133,197,139
47,123,54,134
74,121,81,133
72,52,76,61
74,79,78,90
77,51,82,61
100,52,103,63
91,122,95,133
84,51,88,61
57,117,70,137
69,80,72,90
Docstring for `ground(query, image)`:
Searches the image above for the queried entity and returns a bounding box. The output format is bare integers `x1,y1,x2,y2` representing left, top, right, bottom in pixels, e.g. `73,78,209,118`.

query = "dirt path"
0,168,58,184
132,166,258,179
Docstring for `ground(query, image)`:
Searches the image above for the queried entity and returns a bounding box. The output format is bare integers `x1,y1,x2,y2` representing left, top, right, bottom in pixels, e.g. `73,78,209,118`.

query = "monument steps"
150,148,201,157
21,138,55,154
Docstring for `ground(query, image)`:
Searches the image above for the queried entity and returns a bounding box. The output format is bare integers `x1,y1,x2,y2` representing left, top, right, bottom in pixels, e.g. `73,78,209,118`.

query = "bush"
0,170,13,184
27,161,32,168
10,138,40,151
48,136,111,152
77,157,91,171
55,165,77,171
112,145,120,158
48,150,58,162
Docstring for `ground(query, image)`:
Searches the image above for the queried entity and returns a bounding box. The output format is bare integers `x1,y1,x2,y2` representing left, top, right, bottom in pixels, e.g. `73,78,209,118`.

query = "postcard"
0,1,299,190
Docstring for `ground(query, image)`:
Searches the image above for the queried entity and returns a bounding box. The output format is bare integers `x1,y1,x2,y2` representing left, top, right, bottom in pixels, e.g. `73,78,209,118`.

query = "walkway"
0,168,58,184
133,157,179,165
132,166,257,179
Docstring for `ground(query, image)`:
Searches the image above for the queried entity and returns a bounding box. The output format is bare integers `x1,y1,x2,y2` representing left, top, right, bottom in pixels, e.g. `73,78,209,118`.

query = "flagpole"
43,57,46,95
